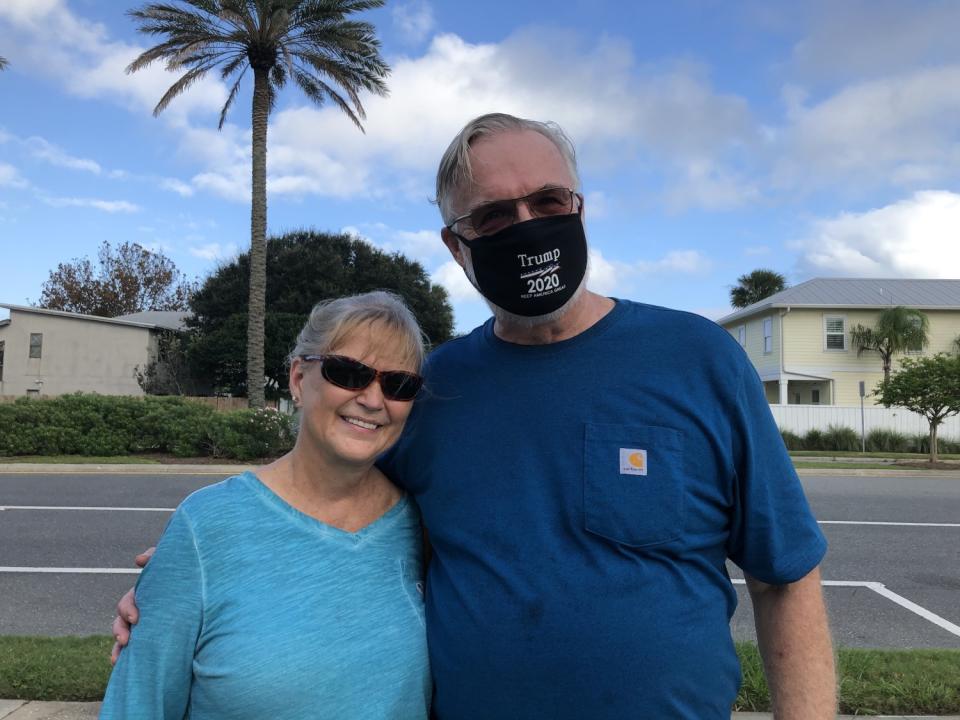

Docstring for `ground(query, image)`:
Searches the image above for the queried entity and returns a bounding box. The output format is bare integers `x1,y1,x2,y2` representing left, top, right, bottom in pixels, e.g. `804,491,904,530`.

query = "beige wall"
0,310,152,396
726,307,960,406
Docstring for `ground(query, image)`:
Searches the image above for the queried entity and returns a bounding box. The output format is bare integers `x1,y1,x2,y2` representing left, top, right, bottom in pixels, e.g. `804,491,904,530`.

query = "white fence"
769,404,960,441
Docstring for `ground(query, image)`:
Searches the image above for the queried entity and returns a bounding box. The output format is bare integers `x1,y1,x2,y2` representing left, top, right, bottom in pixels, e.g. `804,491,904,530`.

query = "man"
115,113,836,718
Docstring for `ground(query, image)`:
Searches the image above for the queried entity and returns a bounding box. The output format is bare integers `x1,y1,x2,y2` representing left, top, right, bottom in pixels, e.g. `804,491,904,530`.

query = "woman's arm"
100,508,204,719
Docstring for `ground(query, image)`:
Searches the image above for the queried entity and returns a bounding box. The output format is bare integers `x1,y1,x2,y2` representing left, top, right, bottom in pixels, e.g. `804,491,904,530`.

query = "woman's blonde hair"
289,291,425,370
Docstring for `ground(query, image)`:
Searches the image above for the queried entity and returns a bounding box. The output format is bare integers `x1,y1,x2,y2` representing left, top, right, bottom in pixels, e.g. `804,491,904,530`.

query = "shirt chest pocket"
583,423,685,547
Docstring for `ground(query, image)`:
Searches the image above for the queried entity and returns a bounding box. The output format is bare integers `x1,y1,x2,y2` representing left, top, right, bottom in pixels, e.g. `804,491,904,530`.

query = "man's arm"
745,566,836,719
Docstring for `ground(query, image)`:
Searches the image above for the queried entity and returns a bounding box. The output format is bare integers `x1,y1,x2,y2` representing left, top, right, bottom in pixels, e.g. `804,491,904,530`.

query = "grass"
0,455,160,465
734,644,960,715
0,636,112,701
791,461,950,471
2,636,958,713
791,450,960,460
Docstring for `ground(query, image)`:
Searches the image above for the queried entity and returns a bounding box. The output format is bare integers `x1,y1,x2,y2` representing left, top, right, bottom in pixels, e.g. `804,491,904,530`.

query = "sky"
1,0,959,333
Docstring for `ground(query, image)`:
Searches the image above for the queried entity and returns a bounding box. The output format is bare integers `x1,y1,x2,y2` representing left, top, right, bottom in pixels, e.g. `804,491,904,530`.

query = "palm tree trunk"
246,67,269,409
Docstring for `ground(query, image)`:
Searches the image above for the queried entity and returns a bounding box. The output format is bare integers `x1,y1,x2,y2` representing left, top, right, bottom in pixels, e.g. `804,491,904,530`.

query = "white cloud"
392,0,435,44
43,196,139,213
0,162,29,189
431,260,482,303
776,66,960,191
744,245,771,256
587,247,711,296
0,0,226,124
160,178,194,197
259,31,757,208
189,242,239,261
25,136,102,174
792,190,960,278
790,1,960,85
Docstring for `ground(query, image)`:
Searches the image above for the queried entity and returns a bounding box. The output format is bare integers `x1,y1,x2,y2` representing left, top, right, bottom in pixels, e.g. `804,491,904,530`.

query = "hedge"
0,394,295,461
779,425,960,454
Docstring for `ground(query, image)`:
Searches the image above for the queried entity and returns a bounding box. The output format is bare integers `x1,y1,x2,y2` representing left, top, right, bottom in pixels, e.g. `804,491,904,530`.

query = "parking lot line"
0,505,174,512
0,567,141,574
732,579,960,639
819,520,960,527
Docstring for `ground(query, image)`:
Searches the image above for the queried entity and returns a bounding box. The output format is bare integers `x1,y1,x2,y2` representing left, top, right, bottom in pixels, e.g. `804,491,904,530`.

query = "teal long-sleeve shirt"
100,472,430,720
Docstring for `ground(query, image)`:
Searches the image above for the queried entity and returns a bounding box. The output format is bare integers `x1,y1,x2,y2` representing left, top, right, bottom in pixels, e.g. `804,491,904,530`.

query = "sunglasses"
446,187,581,237
300,354,423,402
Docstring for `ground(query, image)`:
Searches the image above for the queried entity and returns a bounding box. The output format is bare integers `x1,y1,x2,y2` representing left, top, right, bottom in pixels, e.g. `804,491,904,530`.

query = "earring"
292,396,300,406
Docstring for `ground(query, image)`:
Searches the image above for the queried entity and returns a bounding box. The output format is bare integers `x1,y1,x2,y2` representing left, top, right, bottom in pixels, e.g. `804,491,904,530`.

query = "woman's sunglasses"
300,354,423,402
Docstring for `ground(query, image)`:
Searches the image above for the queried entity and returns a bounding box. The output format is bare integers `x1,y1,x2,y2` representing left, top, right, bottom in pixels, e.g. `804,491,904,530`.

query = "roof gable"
717,278,960,325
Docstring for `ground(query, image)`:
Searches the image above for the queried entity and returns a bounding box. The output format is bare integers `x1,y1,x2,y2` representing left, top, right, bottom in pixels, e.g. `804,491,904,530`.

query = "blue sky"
2,0,959,333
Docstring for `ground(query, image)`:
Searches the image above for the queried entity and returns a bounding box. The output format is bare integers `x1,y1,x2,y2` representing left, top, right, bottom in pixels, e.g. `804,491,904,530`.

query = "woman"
100,291,431,719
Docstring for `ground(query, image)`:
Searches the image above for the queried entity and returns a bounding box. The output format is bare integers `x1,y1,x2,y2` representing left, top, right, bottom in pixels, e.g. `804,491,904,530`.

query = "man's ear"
441,227,467,270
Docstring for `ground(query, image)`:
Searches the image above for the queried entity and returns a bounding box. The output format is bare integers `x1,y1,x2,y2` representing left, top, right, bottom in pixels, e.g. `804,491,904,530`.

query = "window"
811,388,820,405
0,340,4,382
762,318,773,353
824,316,846,351
736,325,746,347
906,316,924,354
29,333,43,359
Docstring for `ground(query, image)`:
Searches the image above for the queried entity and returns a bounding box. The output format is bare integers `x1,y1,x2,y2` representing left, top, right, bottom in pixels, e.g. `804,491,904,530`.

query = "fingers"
134,546,156,568
110,640,121,666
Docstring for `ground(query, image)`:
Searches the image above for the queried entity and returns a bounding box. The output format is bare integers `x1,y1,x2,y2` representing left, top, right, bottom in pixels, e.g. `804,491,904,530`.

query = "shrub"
0,393,294,460
865,428,912,454
822,425,861,452
780,429,804,450
803,428,828,451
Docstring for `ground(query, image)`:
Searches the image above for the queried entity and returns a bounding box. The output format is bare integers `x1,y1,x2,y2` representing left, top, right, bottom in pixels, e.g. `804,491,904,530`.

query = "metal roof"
0,304,190,331
717,278,960,325
114,311,191,331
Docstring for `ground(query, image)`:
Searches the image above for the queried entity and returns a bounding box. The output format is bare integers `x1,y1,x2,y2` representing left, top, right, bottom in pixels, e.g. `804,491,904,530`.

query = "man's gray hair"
435,113,580,225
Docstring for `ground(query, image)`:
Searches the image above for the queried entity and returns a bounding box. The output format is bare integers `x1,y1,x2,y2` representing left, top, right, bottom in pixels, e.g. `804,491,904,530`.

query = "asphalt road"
1,469,959,648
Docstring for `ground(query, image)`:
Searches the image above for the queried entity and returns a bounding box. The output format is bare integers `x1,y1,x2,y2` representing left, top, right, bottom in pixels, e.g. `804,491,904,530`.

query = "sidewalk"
1,704,958,720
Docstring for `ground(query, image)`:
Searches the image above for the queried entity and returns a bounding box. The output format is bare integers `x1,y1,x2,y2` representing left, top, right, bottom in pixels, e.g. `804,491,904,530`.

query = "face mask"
458,213,588,317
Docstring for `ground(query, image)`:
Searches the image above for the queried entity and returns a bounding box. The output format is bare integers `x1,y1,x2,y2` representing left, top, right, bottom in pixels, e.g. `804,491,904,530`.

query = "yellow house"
716,278,960,406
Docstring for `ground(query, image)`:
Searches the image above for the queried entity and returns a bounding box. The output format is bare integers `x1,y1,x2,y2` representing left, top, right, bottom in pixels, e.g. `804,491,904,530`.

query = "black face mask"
458,213,588,317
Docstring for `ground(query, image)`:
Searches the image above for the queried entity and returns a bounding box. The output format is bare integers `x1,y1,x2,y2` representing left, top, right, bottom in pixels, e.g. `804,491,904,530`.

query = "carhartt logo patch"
619,448,647,476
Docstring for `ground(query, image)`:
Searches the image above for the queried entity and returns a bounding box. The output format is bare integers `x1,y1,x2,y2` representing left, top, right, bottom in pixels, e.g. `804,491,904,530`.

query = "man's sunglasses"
300,354,423,402
446,187,581,237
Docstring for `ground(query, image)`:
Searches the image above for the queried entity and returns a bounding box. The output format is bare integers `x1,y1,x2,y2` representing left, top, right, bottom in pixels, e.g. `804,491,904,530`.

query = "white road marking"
0,567,141,574
731,579,960,639
819,520,960,528
0,505,174,512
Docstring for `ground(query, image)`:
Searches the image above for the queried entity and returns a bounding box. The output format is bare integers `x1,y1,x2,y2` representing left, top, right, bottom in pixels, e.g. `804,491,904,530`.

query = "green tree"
127,0,390,408
875,353,960,463
953,335,960,355
850,306,930,384
0,56,8,70
729,269,787,308
37,241,195,317
187,229,454,397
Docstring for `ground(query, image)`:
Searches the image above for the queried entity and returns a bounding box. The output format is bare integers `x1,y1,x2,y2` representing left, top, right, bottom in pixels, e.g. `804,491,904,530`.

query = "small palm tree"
850,306,930,384
730,269,787,308
127,0,389,407
0,56,9,71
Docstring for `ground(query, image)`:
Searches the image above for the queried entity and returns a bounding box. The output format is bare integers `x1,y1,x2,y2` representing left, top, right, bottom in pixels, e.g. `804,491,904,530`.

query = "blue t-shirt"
383,299,826,719
101,472,430,720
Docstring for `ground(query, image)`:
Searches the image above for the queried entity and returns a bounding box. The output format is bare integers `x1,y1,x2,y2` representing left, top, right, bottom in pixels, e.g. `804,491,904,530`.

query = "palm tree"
850,306,930,384
0,56,9,70
127,0,389,407
730,269,787,308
